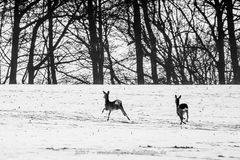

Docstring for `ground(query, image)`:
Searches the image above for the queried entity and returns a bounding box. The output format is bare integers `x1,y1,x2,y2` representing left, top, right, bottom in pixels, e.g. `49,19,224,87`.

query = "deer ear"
103,91,106,94
179,95,181,99
175,95,177,98
107,91,110,94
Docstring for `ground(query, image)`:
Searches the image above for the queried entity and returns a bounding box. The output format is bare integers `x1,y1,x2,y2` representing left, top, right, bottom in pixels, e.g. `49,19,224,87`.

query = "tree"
26,0,75,84
48,0,57,84
141,0,158,84
1,0,239,84
87,0,104,84
0,0,7,84
9,0,21,84
194,0,226,84
133,0,144,84
225,0,240,84
27,16,48,84
9,0,40,84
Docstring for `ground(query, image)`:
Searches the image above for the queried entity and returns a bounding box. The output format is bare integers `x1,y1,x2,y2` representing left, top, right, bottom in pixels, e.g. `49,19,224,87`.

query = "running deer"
102,91,130,121
175,95,189,125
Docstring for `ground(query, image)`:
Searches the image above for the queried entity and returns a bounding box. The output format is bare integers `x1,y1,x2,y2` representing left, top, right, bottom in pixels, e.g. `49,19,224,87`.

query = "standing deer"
175,95,189,125
102,91,130,121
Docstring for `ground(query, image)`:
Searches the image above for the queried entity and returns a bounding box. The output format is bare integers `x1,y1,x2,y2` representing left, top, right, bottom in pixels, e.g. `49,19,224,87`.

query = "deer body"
102,91,130,121
175,95,189,125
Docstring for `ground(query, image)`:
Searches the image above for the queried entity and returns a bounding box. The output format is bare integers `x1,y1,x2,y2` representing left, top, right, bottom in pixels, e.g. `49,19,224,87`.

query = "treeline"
0,0,240,84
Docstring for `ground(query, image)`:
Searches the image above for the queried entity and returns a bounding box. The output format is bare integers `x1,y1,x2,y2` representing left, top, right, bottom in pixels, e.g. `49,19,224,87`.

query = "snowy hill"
0,85,240,159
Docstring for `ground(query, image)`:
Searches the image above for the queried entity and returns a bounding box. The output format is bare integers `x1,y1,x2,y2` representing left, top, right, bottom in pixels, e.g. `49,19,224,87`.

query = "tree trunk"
193,0,225,84
87,0,103,84
141,0,158,84
10,0,21,84
165,34,173,84
133,0,144,84
28,25,38,84
0,0,7,84
48,0,57,84
47,57,51,84
28,19,45,84
104,33,122,84
216,1,225,84
225,0,240,84
97,0,104,84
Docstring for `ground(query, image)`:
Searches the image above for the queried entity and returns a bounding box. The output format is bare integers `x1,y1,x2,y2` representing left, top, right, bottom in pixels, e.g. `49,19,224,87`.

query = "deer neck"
176,102,179,109
105,96,110,105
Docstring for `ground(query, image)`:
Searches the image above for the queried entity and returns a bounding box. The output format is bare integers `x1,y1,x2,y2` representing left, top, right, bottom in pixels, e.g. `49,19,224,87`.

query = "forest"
0,0,240,84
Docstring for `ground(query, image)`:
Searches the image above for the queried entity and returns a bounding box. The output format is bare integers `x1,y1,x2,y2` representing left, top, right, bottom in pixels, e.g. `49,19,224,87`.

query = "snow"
0,85,240,160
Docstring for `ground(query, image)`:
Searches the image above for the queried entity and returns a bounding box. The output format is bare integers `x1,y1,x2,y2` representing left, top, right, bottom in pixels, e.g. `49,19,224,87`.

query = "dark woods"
0,0,239,84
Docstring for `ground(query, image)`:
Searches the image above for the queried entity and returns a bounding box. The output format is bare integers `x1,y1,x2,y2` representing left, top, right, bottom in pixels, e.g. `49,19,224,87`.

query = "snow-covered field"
0,85,240,160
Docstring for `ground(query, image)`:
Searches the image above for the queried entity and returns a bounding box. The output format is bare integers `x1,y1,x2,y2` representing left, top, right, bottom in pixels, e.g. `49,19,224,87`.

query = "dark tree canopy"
0,0,240,84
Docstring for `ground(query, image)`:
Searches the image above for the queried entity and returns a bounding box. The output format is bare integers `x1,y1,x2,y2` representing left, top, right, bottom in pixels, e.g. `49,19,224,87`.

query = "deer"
102,91,130,121
175,95,189,125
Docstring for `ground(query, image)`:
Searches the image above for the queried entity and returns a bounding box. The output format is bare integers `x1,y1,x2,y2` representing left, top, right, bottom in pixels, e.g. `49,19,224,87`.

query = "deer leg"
107,110,111,121
102,108,105,113
177,113,182,124
181,116,186,124
179,114,184,125
120,108,130,120
186,110,189,122
120,104,130,120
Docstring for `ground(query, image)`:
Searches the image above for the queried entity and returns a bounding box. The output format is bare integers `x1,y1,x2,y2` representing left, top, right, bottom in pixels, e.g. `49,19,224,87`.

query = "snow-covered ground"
0,85,240,160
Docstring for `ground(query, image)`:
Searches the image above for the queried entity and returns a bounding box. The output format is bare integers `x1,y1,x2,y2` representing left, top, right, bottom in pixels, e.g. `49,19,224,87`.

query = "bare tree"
194,0,226,84
9,0,40,84
48,0,57,84
225,0,240,84
87,0,104,84
0,0,239,84
141,0,158,84
133,0,144,84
